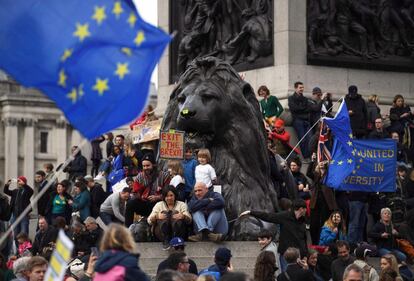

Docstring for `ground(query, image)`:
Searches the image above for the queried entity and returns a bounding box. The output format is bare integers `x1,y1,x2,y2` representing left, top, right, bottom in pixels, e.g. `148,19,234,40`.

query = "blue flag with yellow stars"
0,0,171,139
323,100,356,188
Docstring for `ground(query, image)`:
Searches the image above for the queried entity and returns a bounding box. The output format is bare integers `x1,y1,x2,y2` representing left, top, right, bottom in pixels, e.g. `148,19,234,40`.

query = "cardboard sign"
44,230,74,281
131,119,161,144
159,130,185,159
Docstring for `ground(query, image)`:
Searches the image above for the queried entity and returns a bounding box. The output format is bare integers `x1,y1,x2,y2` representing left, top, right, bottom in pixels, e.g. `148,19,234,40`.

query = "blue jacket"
72,190,91,221
319,225,347,246
188,190,225,215
182,158,197,192
94,250,149,281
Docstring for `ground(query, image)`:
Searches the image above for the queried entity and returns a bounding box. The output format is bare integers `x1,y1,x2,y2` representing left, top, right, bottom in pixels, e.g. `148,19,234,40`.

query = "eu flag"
0,0,171,139
323,100,356,188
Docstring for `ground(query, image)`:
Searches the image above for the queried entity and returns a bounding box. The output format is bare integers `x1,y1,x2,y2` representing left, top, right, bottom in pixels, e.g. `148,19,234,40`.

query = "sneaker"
208,232,223,242
188,233,203,242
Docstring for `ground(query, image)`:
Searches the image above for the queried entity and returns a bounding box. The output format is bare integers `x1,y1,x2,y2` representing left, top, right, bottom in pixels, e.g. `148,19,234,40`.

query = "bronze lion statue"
161,57,281,239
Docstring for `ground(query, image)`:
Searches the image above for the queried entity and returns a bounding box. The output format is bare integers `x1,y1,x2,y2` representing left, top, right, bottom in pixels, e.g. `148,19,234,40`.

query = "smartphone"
91,247,100,257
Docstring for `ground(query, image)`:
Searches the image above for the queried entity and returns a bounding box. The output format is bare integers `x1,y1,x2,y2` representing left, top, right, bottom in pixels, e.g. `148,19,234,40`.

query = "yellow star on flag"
127,13,137,28
67,87,78,103
115,63,130,80
92,6,106,25
58,69,67,88
347,159,353,164
121,47,132,56
356,165,360,169
330,160,335,164
93,78,109,95
359,158,363,163
134,30,145,46
73,23,91,42
349,133,354,138
61,49,73,62
112,1,123,18
352,170,356,174
337,160,343,165
78,84,84,97
347,140,353,146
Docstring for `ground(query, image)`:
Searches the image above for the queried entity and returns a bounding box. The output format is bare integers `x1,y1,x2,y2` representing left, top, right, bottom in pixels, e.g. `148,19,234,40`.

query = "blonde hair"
100,223,136,253
381,254,401,277
324,211,347,234
368,95,379,103
167,160,184,176
197,149,211,163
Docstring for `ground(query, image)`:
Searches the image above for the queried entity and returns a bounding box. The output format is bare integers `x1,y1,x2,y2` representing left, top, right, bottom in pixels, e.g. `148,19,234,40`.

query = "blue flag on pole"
322,100,356,187
0,0,171,139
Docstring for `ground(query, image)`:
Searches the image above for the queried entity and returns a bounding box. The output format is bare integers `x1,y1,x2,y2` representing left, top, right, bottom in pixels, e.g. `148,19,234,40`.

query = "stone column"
23,118,35,187
4,117,18,181
56,118,67,182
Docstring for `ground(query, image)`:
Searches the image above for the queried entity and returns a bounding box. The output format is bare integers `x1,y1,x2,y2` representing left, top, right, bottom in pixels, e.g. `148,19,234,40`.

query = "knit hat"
142,153,156,164
169,237,185,247
17,176,27,185
354,245,372,259
274,118,285,128
215,247,232,263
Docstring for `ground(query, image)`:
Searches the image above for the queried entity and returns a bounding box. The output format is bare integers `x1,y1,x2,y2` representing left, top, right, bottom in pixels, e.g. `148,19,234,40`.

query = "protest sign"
159,130,185,159
44,230,74,281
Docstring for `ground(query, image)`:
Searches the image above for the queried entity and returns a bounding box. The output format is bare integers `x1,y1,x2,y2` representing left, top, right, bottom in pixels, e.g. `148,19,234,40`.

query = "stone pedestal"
157,0,414,115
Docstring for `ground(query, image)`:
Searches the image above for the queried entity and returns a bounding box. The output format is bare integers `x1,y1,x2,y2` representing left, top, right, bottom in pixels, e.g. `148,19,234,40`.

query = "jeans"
99,212,122,225
10,214,29,237
292,118,311,158
348,201,367,244
192,209,228,235
378,248,407,262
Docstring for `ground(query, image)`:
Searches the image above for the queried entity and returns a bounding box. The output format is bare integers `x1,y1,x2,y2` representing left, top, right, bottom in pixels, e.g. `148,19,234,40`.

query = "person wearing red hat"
268,118,300,161
4,175,33,238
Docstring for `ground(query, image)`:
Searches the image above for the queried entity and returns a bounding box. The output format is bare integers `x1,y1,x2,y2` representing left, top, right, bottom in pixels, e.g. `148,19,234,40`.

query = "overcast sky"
133,0,159,85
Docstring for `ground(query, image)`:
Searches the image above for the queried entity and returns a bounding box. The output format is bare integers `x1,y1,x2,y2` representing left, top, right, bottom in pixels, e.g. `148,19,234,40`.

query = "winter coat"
182,158,198,193
188,190,225,216
366,101,380,130
72,190,91,221
288,92,310,121
64,152,87,181
94,250,149,281
251,210,307,257
345,93,367,137
4,183,33,217
319,225,347,246
369,221,399,250
260,95,284,118
89,183,108,218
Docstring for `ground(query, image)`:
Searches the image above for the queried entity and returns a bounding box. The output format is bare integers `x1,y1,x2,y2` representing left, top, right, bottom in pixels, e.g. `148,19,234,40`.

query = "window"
40,131,48,153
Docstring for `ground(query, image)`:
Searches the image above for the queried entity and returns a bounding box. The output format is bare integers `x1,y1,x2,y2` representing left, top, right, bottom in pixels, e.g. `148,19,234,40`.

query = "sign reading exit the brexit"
334,139,397,192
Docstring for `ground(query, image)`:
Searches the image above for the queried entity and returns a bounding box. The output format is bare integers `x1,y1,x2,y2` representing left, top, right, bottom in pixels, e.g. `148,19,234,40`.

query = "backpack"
362,264,372,281
0,194,11,221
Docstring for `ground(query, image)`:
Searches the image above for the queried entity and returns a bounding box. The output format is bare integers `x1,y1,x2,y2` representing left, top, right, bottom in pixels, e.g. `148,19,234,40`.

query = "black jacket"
64,152,87,181
345,93,367,137
90,183,108,218
330,256,355,281
45,191,72,224
251,210,307,257
277,263,315,281
31,226,59,256
85,227,103,248
4,183,33,216
37,180,50,217
288,92,310,121
369,221,399,250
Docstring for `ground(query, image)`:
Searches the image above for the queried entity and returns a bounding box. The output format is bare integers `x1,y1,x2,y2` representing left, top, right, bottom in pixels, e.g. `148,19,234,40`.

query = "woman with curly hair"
254,251,277,281
319,211,347,246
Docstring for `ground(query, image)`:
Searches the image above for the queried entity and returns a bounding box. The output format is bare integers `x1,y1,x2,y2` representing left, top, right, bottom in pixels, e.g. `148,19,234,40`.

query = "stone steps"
136,241,260,276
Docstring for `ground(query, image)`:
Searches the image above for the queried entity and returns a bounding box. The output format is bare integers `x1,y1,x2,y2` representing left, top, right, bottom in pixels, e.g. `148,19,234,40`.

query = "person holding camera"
4,176,33,238
148,185,192,250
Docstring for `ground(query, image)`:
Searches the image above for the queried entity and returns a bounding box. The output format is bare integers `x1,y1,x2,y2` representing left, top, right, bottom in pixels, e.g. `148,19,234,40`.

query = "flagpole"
284,97,345,162
0,138,89,247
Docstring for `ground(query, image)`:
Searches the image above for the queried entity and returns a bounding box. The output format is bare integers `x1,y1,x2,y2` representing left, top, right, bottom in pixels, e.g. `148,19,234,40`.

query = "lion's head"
161,57,279,239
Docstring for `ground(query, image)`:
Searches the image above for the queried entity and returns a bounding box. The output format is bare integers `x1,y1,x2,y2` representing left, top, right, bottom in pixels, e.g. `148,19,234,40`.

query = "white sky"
133,0,159,86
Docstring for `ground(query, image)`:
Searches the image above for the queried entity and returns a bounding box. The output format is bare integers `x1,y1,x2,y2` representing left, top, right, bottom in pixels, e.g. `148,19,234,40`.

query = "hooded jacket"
94,250,149,281
345,92,367,136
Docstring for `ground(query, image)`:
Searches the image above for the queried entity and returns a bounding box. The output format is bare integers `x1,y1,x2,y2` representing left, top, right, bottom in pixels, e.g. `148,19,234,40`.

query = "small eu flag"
323,100,356,188
0,0,171,139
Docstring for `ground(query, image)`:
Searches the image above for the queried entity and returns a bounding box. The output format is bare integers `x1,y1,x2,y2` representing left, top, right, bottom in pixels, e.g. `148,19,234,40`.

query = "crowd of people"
0,83,414,281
